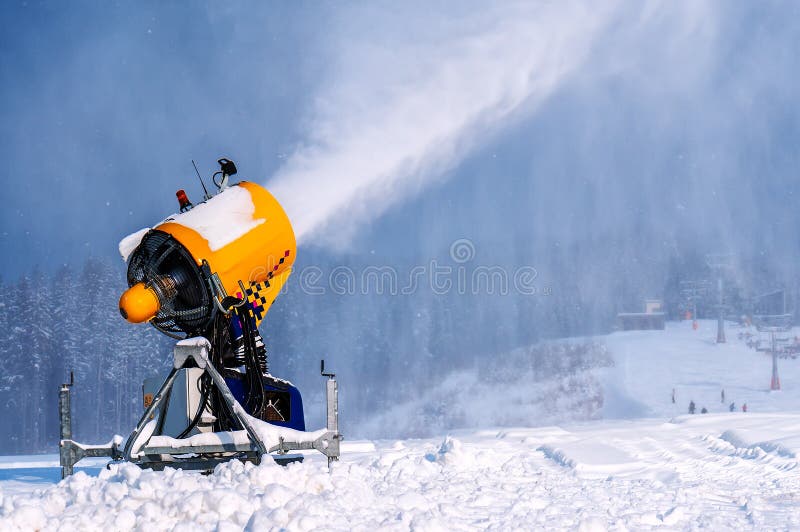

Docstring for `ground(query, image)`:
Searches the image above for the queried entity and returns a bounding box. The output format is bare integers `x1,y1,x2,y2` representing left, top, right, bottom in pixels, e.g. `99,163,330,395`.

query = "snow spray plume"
267,2,626,246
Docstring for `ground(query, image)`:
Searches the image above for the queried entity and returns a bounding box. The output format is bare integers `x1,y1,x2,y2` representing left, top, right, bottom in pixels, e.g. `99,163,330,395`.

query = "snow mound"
3,414,800,530
538,441,642,478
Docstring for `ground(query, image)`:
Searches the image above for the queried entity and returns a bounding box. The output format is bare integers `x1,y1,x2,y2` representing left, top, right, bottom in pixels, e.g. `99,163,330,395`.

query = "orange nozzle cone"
119,283,160,323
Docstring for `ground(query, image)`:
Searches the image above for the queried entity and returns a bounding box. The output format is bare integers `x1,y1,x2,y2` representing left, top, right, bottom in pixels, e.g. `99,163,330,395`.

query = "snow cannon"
58,158,340,478
119,180,296,336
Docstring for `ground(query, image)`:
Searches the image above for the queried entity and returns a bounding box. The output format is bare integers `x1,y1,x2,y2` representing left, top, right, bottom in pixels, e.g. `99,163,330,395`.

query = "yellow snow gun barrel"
118,180,296,336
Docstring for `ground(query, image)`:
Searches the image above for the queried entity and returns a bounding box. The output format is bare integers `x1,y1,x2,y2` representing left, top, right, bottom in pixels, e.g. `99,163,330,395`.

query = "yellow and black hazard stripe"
244,280,271,321
242,250,292,322
266,249,291,280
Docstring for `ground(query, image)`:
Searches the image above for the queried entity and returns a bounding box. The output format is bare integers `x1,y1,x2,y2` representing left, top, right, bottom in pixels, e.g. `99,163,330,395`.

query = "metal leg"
123,367,180,460
326,377,340,468
60,374,119,478
59,384,72,479
200,357,269,458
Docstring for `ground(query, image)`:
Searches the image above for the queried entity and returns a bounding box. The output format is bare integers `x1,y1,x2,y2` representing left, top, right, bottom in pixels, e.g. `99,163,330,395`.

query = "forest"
0,247,608,454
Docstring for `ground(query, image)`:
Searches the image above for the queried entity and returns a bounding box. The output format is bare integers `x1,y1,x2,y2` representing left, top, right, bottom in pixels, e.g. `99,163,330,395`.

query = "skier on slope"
729,402,735,412
742,403,748,413
689,400,696,414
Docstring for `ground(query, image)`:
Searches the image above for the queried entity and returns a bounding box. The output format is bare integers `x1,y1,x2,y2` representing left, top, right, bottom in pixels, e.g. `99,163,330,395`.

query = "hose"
175,373,211,439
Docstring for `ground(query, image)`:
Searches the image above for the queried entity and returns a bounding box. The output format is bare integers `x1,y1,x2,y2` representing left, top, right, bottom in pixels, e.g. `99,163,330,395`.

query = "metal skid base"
60,338,340,478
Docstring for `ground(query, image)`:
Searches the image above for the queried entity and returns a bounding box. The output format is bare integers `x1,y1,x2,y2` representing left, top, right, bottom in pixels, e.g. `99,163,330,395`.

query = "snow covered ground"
1,415,799,530
1,320,799,530
602,319,800,418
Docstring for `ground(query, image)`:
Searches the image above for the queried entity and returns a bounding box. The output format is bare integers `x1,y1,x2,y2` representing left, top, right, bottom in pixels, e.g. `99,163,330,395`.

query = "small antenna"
192,159,211,200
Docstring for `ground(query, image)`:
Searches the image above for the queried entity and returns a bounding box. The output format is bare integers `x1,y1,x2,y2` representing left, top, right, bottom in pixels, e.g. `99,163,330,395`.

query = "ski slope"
602,319,800,418
1,320,799,530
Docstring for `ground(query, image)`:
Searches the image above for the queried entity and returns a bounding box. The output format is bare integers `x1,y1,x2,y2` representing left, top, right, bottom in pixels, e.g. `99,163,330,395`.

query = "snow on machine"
59,158,340,477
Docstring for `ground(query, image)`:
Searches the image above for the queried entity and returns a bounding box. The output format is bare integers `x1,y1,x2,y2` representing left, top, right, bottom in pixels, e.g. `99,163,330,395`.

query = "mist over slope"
340,319,800,440
256,3,800,439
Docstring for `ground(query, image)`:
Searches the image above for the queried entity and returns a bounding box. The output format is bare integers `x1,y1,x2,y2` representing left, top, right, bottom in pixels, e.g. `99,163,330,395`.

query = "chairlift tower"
752,289,787,317
706,254,733,344
679,279,711,324
770,331,781,390
754,315,791,391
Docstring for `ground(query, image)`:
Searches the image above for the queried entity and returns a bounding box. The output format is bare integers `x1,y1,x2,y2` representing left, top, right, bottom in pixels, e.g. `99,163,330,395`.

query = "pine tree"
0,276,11,450
27,267,58,451
7,275,33,453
